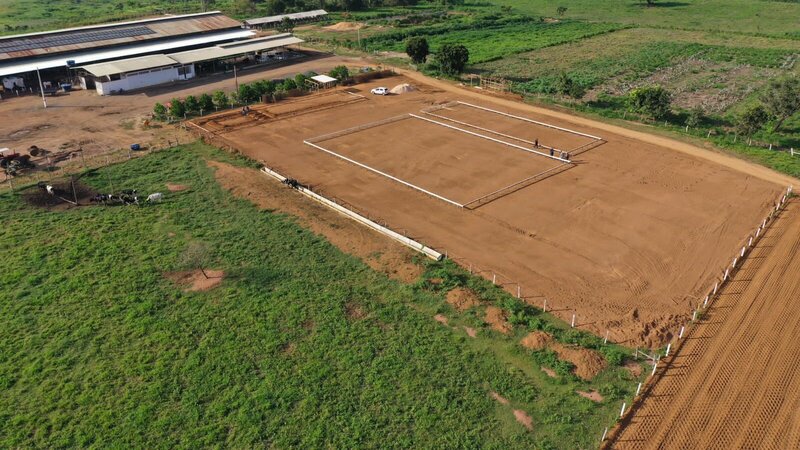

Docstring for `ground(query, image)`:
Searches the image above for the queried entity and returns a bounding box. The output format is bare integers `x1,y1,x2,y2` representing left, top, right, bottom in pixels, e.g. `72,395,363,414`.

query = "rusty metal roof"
0,11,242,62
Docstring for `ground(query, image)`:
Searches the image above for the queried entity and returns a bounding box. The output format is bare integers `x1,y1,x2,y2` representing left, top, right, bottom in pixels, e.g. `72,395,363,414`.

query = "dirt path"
398,69,800,187
606,201,800,449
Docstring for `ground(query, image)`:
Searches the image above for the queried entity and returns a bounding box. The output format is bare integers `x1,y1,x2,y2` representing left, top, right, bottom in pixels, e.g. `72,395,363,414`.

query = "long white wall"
95,65,194,95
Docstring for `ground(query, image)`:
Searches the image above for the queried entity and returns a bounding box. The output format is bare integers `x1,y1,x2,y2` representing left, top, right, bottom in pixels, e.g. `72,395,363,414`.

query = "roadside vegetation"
0,143,640,448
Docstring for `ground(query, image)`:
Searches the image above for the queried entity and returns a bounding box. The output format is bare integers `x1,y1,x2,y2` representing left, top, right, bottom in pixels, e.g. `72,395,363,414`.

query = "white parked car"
371,87,389,95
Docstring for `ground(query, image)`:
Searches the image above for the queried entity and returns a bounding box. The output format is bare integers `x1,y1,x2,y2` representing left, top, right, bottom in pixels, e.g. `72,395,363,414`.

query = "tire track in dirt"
607,202,800,449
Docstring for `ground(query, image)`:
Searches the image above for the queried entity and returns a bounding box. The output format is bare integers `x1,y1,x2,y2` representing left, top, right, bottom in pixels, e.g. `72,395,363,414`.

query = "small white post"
748,236,753,247
492,273,496,285
732,257,737,268
665,342,672,357
678,325,685,339
620,402,627,418
604,330,609,345
703,295,709,308
724,268,729,280
769,143,773,151
635,382,643,397
571,313,576,328
692,310,698,321
713,282,719,295
601,427,609,442
517,285,521,299
741,246,746,257
651,359,659,376
763,219,767,228
685,125,689,132
543,298,547,312
707,130,712,138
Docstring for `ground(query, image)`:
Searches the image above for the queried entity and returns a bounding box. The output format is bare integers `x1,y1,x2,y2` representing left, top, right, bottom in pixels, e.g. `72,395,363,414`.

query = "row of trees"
626,76,800,139
404,36,469,76
153,65,351,120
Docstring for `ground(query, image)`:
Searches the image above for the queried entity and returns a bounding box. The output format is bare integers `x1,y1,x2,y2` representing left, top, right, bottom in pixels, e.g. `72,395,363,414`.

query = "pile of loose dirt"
434,314,449,325
463,326,477,338
165,269,224,292
513,410,533,430
551,343,607,381
390,83,416,94
541,367,557,378
576,390,604,403
446,287,481,311
324,21,364,31
484,306,512,334
490,391,509,405
345,302,367,320
520,331,554,351
166,183,189,192
625,360,643,378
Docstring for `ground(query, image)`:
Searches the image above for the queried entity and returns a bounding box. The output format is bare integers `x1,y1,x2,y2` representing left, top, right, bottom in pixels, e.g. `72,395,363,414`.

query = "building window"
177,65,191,77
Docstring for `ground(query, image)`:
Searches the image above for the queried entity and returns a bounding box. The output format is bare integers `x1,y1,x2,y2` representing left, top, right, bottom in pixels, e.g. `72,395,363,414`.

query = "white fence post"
692,310,698,321
604,330,610,345
620,402,627,418
543,298,547,312
571,313,576,328
665,342,672,357
635,382,643,397
678,325,685,339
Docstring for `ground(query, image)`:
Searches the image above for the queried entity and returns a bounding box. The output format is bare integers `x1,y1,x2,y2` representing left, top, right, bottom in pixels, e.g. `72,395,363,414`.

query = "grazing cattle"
120,189,137,196
90,194,114,204
282,178,303,189
146,193,163,203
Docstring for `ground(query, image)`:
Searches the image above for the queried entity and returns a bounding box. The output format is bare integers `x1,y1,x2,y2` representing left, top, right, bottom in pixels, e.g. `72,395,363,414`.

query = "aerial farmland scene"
1,0,799,448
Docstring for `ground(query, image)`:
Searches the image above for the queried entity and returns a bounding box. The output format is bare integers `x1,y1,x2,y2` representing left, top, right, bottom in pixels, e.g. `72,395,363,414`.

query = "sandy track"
608,201,800,449
206,74,782,346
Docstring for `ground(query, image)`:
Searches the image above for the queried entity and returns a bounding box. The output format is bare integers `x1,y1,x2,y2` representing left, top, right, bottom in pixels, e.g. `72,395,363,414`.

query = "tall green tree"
212,90,229,109
436,43,469,75
168,98,185,119
277,17,294,34
405,36,430,64
198,93,214,112
760,76,800,132
628,85,671,119
736,104,770,137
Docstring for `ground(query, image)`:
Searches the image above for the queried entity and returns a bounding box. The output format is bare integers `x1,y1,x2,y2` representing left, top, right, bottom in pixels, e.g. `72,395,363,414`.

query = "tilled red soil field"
606,201,800,449
193,74,782,347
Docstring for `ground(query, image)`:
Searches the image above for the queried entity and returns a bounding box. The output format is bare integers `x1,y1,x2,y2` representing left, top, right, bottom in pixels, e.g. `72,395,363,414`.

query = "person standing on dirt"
534,138,539,148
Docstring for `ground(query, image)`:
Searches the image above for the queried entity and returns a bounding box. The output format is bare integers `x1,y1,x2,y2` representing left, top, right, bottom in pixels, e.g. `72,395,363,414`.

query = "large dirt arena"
606,202,800,449
192,74,783,346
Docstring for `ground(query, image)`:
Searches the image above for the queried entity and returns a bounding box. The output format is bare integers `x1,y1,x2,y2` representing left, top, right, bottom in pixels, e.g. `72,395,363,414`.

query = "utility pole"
36,67,47,109
233,64,239,91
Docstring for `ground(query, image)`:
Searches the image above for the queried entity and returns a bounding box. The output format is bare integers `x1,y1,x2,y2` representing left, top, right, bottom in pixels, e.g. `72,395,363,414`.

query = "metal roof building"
244,10,328,28
0,11,247,78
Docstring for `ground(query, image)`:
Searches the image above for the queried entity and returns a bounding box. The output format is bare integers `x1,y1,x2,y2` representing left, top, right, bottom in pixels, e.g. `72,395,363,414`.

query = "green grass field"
0,144,640,448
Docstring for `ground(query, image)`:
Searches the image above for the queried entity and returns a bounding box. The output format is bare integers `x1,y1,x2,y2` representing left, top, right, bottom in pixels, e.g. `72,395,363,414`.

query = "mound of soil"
463,326,477,338
390,83,416,94
484,306,512,334
165,269,224,292
576,390,604,402
551,343,607,381
345,302,367,320
490,391,509,405
520,331,554,351
625,360,643,378
434,314,449,325
541,367,557,378
325,21,364,31
446,287,481,311
513,409,533,430
166,183,189,192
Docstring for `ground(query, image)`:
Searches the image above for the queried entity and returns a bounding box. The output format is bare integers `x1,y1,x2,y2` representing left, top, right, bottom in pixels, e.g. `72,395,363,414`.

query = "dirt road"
606,201,800,449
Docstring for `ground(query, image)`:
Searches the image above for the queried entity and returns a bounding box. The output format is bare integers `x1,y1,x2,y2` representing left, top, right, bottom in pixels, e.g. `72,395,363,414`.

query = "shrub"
736,104,770,137
628,85,671,119
294,73,309,91
168,98,185,119
198,93,214,113
237,84,259,104
153,103,167,120
329,65,350,80
281,78,297,91
184,95,199,114
212,90,229,109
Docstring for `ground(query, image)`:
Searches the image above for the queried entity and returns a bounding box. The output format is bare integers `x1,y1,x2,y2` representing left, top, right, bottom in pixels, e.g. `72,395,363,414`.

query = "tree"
277,17,294,34
184,95,199,115
736,104,770,138
180,242,214,279
686,107,704,129
405,36,430,64
436,43,469,75
237,83,258,103
198,93,214,112
281,78,297,91
628,85,671,119
556,72,584,99
329,65,350,80
153,102,167,120
556,6,567,16
234,0,255,14
294,73,309,91
212,90,229,109
168,98,185,119
760,76,800,132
